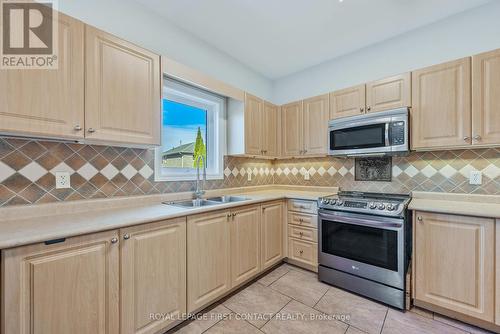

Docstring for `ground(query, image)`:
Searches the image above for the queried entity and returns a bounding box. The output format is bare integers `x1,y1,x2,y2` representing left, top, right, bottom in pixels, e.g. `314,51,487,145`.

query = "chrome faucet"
194,155,206,199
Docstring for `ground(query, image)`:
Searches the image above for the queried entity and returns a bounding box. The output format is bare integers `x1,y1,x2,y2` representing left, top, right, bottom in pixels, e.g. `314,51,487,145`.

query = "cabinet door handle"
360,107,364,113
299,250,304,254
123,234,130,240
417,216,423,222
74,125,82,131
88,128,96,133
111,237,118,244
463,136,470,142
366,106,371,111
299,232,304,237
473,135,481,141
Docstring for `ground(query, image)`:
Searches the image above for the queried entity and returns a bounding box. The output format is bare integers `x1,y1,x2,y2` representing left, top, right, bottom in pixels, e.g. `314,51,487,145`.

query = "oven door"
318,210,405,289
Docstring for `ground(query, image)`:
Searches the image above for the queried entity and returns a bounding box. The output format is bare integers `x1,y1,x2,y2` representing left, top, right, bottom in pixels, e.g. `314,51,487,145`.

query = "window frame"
155,77,226,182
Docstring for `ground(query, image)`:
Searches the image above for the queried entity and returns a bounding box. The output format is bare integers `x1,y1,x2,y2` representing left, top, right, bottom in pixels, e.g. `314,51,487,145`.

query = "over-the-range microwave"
328,107,409,157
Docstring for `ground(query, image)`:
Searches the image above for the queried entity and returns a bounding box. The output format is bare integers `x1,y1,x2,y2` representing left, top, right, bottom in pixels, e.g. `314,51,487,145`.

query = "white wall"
58,0,273,101
272,1,500,105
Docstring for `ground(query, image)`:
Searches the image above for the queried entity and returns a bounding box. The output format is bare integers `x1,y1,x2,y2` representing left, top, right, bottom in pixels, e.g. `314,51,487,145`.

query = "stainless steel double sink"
164,195,250,208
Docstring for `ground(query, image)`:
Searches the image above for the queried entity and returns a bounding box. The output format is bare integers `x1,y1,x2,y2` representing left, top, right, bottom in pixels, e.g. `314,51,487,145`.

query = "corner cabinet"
85,26,161,146
411,58,472,150
0,13,85,139
120,218,186,334
1,231,120,334
414,211,495,323
187,210,231,313
261,201,284,270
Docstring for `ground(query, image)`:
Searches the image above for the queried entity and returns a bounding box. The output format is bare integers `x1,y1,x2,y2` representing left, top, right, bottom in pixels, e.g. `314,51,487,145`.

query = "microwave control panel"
390,122,405,146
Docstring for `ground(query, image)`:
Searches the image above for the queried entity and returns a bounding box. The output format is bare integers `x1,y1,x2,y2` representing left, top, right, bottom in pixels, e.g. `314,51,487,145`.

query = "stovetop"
318,191,411,217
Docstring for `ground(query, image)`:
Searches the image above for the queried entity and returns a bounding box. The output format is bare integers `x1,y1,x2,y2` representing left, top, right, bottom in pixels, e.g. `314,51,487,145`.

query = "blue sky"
162,99,207,151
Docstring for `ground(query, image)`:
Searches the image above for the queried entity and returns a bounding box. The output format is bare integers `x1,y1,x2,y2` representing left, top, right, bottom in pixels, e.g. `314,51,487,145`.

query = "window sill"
154,174,224,182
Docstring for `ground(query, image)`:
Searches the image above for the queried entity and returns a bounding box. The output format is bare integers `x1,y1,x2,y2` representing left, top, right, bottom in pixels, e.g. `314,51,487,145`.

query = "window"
155,77,226,181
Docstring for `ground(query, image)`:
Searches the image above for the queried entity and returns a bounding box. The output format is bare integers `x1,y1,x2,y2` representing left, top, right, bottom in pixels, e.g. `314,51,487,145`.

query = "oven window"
322,220,398,271
330,124,385,150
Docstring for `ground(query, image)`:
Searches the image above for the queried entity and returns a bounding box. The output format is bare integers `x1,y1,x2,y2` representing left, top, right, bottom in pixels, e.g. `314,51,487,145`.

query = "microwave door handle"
385,123,390,147
319,212,402,229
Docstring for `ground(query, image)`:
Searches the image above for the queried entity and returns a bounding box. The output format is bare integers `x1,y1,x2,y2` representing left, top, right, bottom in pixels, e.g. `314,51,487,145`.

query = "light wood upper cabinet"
366,73,411,113
120,219,186,334
85,26,161,146
329,84,366,119
0,13,85,140
1,230,120,334
261,201,284,270
473,49,500,146
414,211,494,322
244,93,263,155
230,205,261,287
411,58,472,150
263,102,280,157
187,210,231,313
282,101,304,156
303,94,329,155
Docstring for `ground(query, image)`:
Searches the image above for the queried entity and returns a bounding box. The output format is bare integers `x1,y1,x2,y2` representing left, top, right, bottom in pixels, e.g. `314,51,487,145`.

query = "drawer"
288,225,317,243
288,238,318,266
288,212,318,228
288,199,317,214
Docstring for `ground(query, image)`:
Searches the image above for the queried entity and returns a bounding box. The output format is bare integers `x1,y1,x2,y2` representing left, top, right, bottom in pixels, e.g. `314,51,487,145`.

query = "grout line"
379,309,389,334
259,299,293,330
312,286,330,309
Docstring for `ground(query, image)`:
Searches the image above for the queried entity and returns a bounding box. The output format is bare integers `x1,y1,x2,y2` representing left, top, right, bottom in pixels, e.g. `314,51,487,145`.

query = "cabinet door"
261,201,284,270
303,94,329,155
281,101,303,157
1,231,119,334
263,102,279,157
414,212,494,322
473,49,500,146
85,26,161,145
120,218,186,334
329,84,366,119
0,13,84,139
244,93,263,155
411,58,471,149
366,73,411,113
230,205,261,287
187,210,231,313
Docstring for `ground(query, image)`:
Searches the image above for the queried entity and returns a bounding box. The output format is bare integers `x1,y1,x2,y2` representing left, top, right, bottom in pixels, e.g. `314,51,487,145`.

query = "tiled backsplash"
0,138,272,207
0,137,499,207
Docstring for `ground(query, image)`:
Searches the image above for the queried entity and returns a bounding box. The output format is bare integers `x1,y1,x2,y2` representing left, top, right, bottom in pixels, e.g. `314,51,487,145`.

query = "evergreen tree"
193,127,206,168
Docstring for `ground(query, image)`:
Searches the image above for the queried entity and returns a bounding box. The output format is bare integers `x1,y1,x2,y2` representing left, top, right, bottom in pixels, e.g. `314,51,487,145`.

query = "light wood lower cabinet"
261,201,284,270
1,230,120,334
120,218,186,334
0,13,85,140
187,210,231,313
230,205,261,287
288,238,318,268
414,211,495,323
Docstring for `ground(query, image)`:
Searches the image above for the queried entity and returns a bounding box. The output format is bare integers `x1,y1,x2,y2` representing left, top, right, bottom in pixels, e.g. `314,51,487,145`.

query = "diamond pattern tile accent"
482,163,500,179
121,164,137,180
78,163,99,181
0,161,15,183
421,165,437,178
139,165,154,179
439,165,457,178
50,162,75,175
18,162,46,182
101,164,120,180
404,165,419,177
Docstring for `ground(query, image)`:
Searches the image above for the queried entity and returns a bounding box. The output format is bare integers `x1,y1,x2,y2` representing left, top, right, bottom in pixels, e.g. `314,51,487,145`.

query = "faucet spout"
194,155,206,199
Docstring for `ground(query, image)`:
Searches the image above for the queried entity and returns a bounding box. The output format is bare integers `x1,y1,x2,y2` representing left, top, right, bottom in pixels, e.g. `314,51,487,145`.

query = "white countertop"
0,188,334,249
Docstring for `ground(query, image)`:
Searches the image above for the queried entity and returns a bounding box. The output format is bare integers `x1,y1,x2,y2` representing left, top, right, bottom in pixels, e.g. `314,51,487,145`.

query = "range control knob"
330,199,337,205
387,204,396,211
378,203,386,210
337,200,344,206
369,202,377,209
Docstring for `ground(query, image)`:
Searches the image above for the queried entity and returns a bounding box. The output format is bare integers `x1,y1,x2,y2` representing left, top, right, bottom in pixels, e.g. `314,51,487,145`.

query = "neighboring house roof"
163,142,195,158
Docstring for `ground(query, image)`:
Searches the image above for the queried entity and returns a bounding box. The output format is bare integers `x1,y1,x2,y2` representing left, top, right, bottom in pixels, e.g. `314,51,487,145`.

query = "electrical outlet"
304,171,310,181
55,172,71,189
469,171,482,185
247,172,252,181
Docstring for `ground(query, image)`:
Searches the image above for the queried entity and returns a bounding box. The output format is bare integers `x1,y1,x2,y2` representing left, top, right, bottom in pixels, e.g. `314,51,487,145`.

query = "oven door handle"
319,212,403,229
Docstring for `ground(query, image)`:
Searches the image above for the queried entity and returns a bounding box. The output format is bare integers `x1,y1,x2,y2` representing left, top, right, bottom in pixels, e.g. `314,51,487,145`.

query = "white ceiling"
133,0,492,79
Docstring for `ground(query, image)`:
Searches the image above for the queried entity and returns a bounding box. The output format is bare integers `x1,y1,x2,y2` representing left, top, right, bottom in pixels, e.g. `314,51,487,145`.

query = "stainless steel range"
317,191,411,309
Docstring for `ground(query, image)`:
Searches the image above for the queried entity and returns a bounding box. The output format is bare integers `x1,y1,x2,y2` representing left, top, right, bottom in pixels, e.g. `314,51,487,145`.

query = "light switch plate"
56,172,71,189
304,171,310,180
469,171,482,185
247,172,252,181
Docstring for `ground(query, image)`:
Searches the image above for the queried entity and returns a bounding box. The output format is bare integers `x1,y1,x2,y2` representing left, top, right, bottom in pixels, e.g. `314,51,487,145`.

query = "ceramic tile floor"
168,263,494,334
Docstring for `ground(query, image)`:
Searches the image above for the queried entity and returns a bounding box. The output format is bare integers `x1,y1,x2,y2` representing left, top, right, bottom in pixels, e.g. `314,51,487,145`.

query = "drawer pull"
44,238,66,245
299,250,304,254
299,232,304,237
